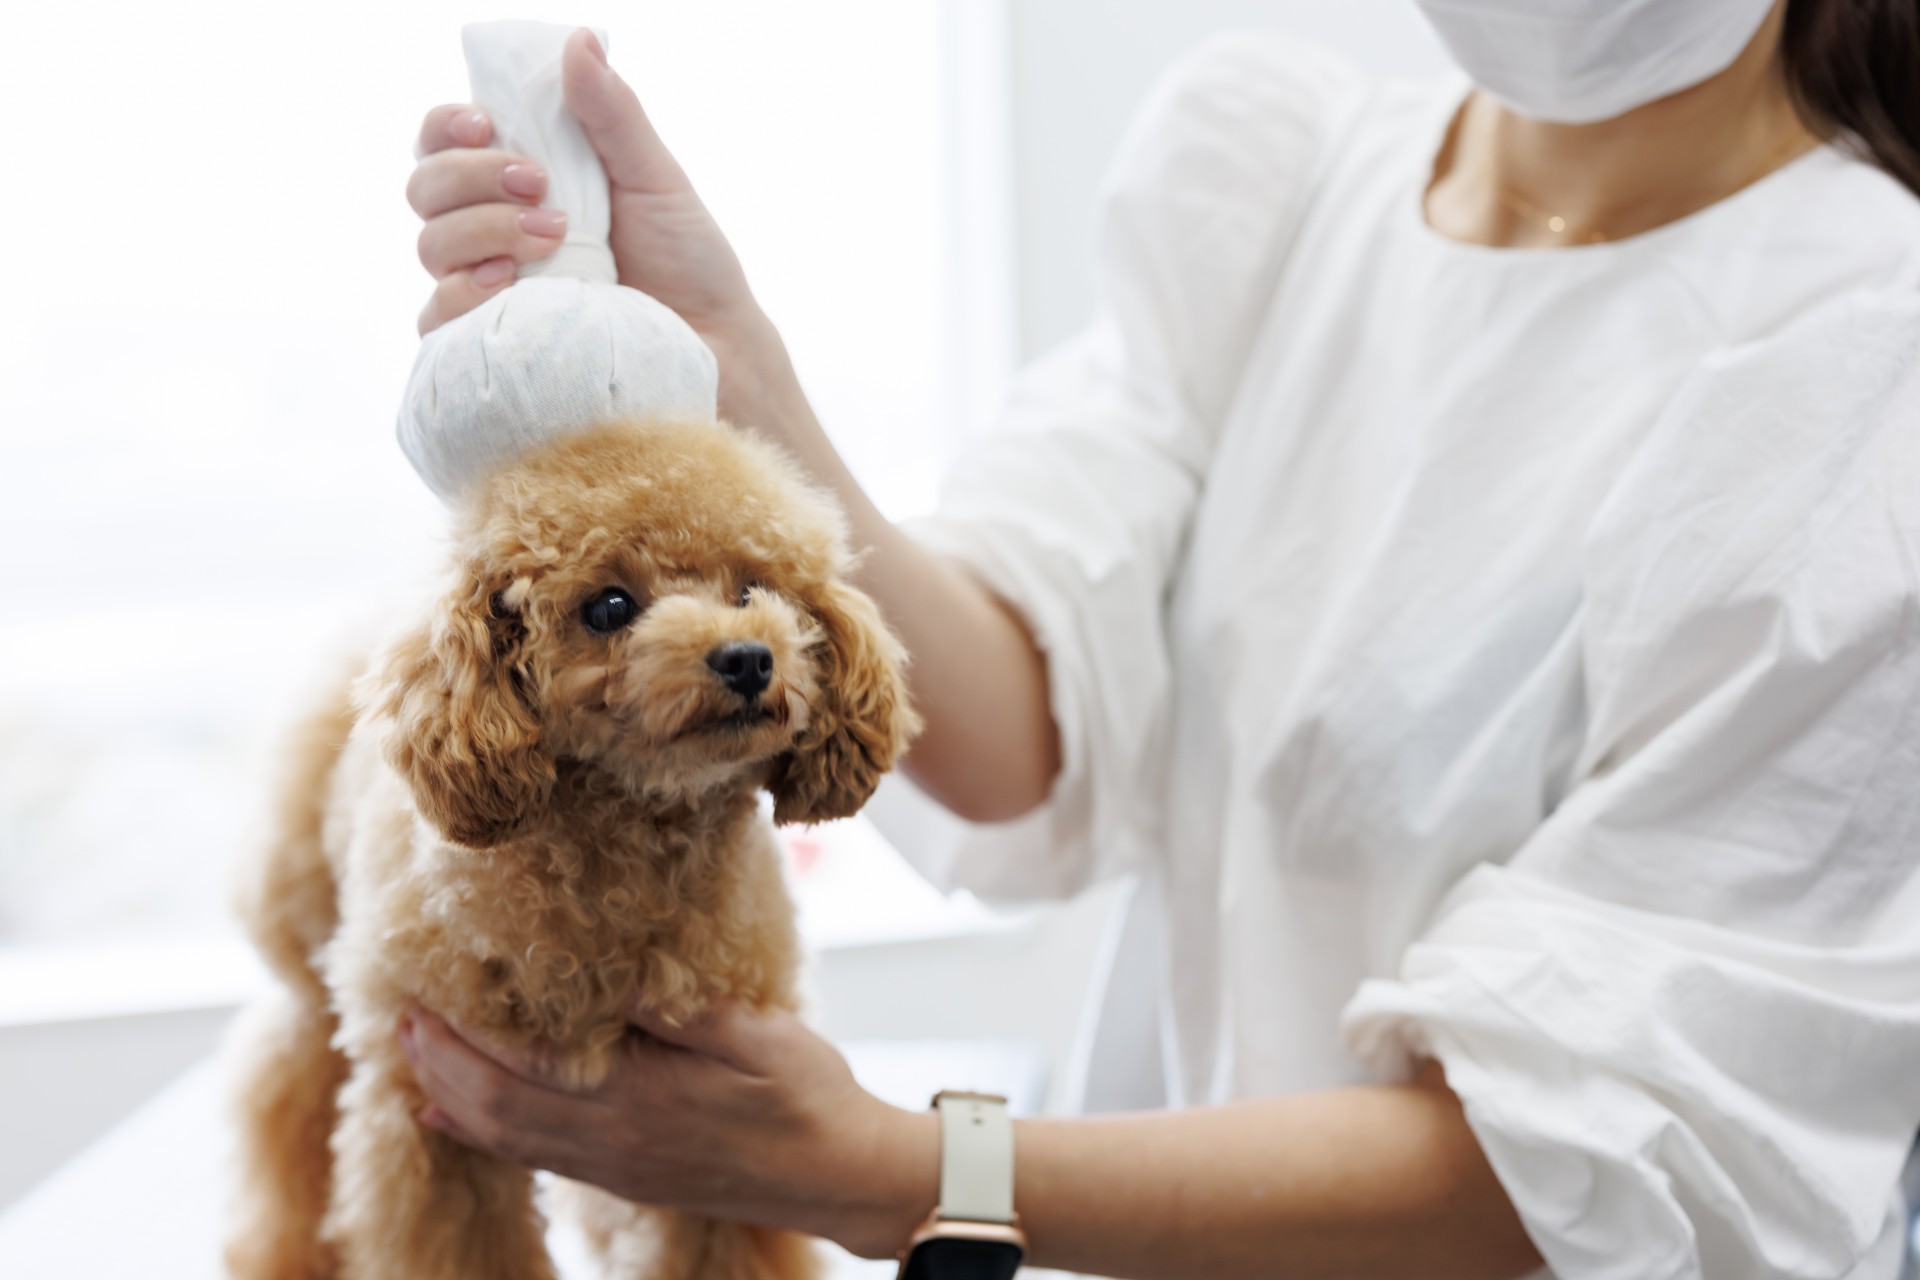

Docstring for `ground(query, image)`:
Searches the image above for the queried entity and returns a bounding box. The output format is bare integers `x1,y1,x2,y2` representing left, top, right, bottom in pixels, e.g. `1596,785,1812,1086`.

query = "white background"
0,0,1447,952
0,0,964,947
1004,0,1446,357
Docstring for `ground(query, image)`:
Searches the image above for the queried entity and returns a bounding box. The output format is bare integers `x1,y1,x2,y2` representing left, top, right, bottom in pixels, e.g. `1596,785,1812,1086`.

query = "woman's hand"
397,999,937,1260
407,30,773,410
406,101,560,336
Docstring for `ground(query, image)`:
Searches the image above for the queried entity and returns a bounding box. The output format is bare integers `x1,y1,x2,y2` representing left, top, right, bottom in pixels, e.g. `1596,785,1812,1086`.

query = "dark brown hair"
1781,0,1920,198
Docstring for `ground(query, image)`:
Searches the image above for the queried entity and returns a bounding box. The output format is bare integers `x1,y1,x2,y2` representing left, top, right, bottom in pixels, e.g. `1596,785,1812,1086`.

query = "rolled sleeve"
1345,294,1920,1278
1347,868,1920,1278
904,33,1365,902
904,322,1196,899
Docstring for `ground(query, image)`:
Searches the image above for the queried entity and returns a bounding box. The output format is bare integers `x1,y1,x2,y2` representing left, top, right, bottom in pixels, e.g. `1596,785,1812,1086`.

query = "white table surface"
0,1038,1053,1279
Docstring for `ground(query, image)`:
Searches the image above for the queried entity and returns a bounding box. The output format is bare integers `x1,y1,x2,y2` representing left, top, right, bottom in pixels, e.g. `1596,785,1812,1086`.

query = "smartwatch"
897,1090,1027,1280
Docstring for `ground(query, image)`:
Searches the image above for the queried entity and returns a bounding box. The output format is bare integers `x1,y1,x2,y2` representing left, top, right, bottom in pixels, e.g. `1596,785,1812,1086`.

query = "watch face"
901,1237,1025,1280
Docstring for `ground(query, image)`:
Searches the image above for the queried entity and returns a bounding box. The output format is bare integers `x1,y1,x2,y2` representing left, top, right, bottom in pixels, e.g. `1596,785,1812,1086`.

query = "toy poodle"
224,417,920,1280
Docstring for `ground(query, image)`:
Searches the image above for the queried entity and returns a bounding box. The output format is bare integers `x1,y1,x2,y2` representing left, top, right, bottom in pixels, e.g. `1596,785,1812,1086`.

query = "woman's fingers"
402,1012,582,1145
417,202,566,279
415,103,492,159
407,147,546,219
627,999,789,1076
626,1000,731,1055
400,1009,516,1113
415,1008,563,1085
408,104,555,334
417,259,515,335
401,1010,649,1179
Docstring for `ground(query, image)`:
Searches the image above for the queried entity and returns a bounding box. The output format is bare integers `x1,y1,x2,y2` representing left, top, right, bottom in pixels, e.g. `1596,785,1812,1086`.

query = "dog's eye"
581,587,641,635
735,581,761,609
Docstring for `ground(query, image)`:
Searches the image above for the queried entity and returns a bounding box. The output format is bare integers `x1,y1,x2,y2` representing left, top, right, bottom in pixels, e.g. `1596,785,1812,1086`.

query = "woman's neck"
1425,0,1820,248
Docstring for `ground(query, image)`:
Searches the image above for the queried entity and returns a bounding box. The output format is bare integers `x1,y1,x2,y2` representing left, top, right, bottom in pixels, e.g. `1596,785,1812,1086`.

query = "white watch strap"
935,1092,1016,1224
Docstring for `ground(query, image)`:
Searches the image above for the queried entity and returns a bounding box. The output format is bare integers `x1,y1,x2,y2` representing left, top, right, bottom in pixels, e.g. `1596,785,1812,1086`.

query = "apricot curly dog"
225,418,919,1280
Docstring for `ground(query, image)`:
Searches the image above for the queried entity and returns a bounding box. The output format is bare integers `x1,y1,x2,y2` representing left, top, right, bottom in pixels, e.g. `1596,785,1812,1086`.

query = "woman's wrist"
808,1097,940,1260
697,304,811,437
696,303,895,551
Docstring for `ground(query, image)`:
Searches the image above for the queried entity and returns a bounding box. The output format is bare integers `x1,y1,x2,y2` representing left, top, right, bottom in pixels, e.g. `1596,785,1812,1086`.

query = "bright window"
0,0,1002,948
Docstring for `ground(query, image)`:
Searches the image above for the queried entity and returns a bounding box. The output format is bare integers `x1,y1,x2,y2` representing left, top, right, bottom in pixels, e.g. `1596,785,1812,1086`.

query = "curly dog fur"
226,418,919,1280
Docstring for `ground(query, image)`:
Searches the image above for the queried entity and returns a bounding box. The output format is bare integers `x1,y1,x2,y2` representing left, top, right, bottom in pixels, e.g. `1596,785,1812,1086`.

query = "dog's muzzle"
706,641,774,701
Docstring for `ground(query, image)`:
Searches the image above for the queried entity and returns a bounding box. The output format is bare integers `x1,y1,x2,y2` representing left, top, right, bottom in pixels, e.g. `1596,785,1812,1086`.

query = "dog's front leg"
322,1033,556,1280
226,990,349,1280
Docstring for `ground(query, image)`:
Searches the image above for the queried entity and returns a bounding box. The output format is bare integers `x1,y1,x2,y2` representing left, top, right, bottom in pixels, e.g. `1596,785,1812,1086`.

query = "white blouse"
907,33,1920,1280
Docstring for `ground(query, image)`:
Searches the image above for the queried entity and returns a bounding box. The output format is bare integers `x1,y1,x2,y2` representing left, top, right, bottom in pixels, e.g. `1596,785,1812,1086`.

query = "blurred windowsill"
0,810,1026,1030
0,912,1024,1032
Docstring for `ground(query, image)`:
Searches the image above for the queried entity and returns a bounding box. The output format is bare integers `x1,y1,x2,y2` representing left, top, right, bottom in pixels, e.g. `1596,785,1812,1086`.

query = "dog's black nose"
707,641,774,700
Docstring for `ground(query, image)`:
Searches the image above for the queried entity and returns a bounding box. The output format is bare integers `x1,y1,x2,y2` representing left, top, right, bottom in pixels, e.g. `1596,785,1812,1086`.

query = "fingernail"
583,30,608,66
451,110,489,145
501,163,545,199
472,257,515,288
519,208,567,238
419,1106,449,1132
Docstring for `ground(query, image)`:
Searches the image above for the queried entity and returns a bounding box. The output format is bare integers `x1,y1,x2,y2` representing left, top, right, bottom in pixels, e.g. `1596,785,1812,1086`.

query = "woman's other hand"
397,999,937,1260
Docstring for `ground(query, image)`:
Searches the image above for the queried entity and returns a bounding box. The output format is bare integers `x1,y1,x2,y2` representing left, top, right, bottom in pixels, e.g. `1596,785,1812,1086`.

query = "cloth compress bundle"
397,21,718,502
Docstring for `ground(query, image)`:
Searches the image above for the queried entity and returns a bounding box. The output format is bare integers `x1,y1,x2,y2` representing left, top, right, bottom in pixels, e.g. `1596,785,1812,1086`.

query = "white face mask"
1412,0,1779,125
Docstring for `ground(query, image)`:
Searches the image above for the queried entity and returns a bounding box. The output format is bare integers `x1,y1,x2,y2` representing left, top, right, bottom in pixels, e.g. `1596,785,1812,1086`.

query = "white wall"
1005,0,1449,360
0,1008,233,1210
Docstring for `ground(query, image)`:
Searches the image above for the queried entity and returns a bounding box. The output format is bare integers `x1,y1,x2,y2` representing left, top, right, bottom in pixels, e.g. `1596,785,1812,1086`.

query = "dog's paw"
547,1022,630,1092
550,1049,613,1093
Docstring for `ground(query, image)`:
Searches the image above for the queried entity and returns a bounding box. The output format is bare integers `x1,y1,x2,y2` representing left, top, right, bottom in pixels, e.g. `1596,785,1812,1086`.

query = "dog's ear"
366,572,554,846
770,577,922,825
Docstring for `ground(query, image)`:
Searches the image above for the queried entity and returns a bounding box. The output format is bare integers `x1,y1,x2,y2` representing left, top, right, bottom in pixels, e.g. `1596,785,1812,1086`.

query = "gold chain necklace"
1492,129,1817,245
1492,181,1612,244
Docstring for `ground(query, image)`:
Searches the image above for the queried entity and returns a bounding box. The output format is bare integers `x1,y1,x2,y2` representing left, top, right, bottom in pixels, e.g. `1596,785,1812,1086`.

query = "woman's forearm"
712,311,1060,822
406,995,1539,1278
857,1063,1542,1280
